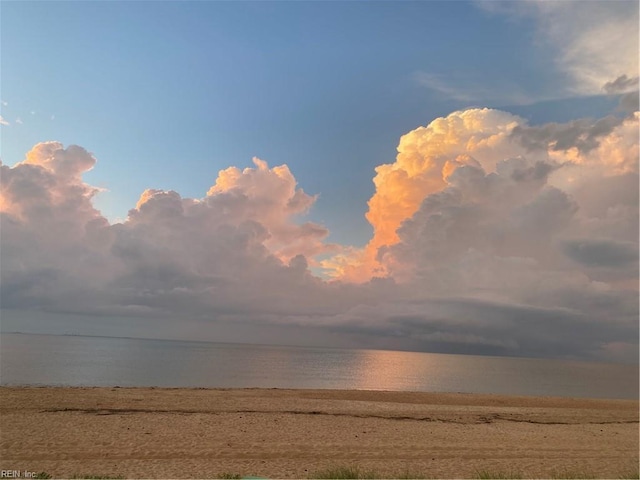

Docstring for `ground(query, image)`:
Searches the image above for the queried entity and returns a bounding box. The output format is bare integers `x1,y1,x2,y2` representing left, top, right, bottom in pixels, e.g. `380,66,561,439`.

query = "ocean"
0,332,637,399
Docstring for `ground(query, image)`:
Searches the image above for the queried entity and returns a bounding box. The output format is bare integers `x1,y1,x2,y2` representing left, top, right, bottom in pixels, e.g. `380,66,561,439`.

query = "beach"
0,387,638,479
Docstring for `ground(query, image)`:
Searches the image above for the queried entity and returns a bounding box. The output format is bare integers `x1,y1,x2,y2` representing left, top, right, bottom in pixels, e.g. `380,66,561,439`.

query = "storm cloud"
1,106,638,363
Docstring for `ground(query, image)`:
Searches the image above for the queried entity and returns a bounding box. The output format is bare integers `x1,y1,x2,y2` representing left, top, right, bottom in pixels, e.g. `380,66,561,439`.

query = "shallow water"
1,332,637,399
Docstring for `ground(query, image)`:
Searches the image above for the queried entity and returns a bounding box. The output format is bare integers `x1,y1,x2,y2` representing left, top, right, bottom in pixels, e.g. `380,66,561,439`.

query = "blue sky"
1,0,618,246
1,1,637,362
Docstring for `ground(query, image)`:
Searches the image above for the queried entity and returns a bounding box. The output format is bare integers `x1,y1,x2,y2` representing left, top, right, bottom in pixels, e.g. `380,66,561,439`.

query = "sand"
0,387,638,479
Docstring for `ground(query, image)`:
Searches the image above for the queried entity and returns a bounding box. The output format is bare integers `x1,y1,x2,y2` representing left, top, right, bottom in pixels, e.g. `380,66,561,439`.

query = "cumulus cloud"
203,157,335,262
1,146,348,321
326,108,531,281
323,104,638,361
0,143,114,311
0,115,9,126
1,102,638,362
113,158,345,318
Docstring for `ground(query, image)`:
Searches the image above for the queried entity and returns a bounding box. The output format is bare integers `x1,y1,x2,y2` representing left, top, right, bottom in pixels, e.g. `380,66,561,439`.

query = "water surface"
1,333,637,399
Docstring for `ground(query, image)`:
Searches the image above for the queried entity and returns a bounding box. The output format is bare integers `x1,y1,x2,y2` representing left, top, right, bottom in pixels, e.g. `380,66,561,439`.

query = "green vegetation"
310,466,377,479
33,473,52,480
309,466,430,479
618,472,640,480
475,470,523,479
395,469,431,479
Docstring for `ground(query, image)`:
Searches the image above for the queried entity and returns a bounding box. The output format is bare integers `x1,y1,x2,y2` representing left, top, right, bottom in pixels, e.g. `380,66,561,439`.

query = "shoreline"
1,387,638,479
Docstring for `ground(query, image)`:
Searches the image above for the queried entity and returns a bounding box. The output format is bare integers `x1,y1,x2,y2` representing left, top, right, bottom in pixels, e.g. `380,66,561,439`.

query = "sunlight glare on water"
1,333,637,399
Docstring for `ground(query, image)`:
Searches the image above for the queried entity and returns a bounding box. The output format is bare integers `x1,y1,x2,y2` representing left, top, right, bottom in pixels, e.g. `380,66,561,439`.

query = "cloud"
326,108,530,281
0,115,9,126
562,239,639,268
1,146,347,321
510,116,623,153
413,72,533,105
604,74,639,94
480,1,639,95
0,143,114,312
618,91,640,114
203,157,336,263
324,104,638,361
1,103,638,363
356,108,639,289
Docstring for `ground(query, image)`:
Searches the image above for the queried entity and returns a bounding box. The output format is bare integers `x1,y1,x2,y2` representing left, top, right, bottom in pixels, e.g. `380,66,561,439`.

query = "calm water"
0,333,637,399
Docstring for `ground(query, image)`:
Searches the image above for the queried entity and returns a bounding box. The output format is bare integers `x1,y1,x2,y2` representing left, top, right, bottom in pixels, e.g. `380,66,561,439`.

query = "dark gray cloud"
604,75,639,94
299,296,638,360
562,239,639,268
510,116,623,153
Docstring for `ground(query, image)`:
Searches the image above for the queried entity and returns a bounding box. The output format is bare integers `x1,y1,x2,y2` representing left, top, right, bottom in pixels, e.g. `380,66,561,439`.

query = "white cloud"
480,0,639,95
0,115,9,126
413,72,535,106
1,147,345,321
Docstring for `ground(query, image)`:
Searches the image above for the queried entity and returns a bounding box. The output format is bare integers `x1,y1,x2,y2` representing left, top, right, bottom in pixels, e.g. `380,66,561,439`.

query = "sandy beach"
0,387,637,479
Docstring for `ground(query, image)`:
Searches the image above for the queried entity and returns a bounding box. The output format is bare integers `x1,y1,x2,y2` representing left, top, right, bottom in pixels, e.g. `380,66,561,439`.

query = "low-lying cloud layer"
1,104,638,362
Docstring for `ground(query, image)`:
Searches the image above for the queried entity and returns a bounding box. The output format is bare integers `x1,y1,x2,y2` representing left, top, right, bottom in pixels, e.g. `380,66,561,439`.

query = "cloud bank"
1,104,638,362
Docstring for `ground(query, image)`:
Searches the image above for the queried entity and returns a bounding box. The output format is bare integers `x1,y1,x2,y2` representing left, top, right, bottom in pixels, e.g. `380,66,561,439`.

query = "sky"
0,0,638,363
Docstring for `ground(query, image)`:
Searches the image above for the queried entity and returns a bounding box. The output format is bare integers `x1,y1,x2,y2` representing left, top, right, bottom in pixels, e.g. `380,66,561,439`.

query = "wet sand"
0,387,638,479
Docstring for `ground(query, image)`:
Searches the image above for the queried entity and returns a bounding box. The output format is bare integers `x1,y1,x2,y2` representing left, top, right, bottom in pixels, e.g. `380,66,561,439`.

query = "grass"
475,470,523,479
310,466,431,479
395,469,431,479
310,466,377,479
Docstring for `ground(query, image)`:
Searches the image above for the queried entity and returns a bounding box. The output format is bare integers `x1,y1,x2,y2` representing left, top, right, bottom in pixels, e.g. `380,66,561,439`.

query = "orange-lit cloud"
327,106,639,284
327,108,527,281
0,142,103,227
204,157,335,263
131,157,335,266
1,105,638,362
